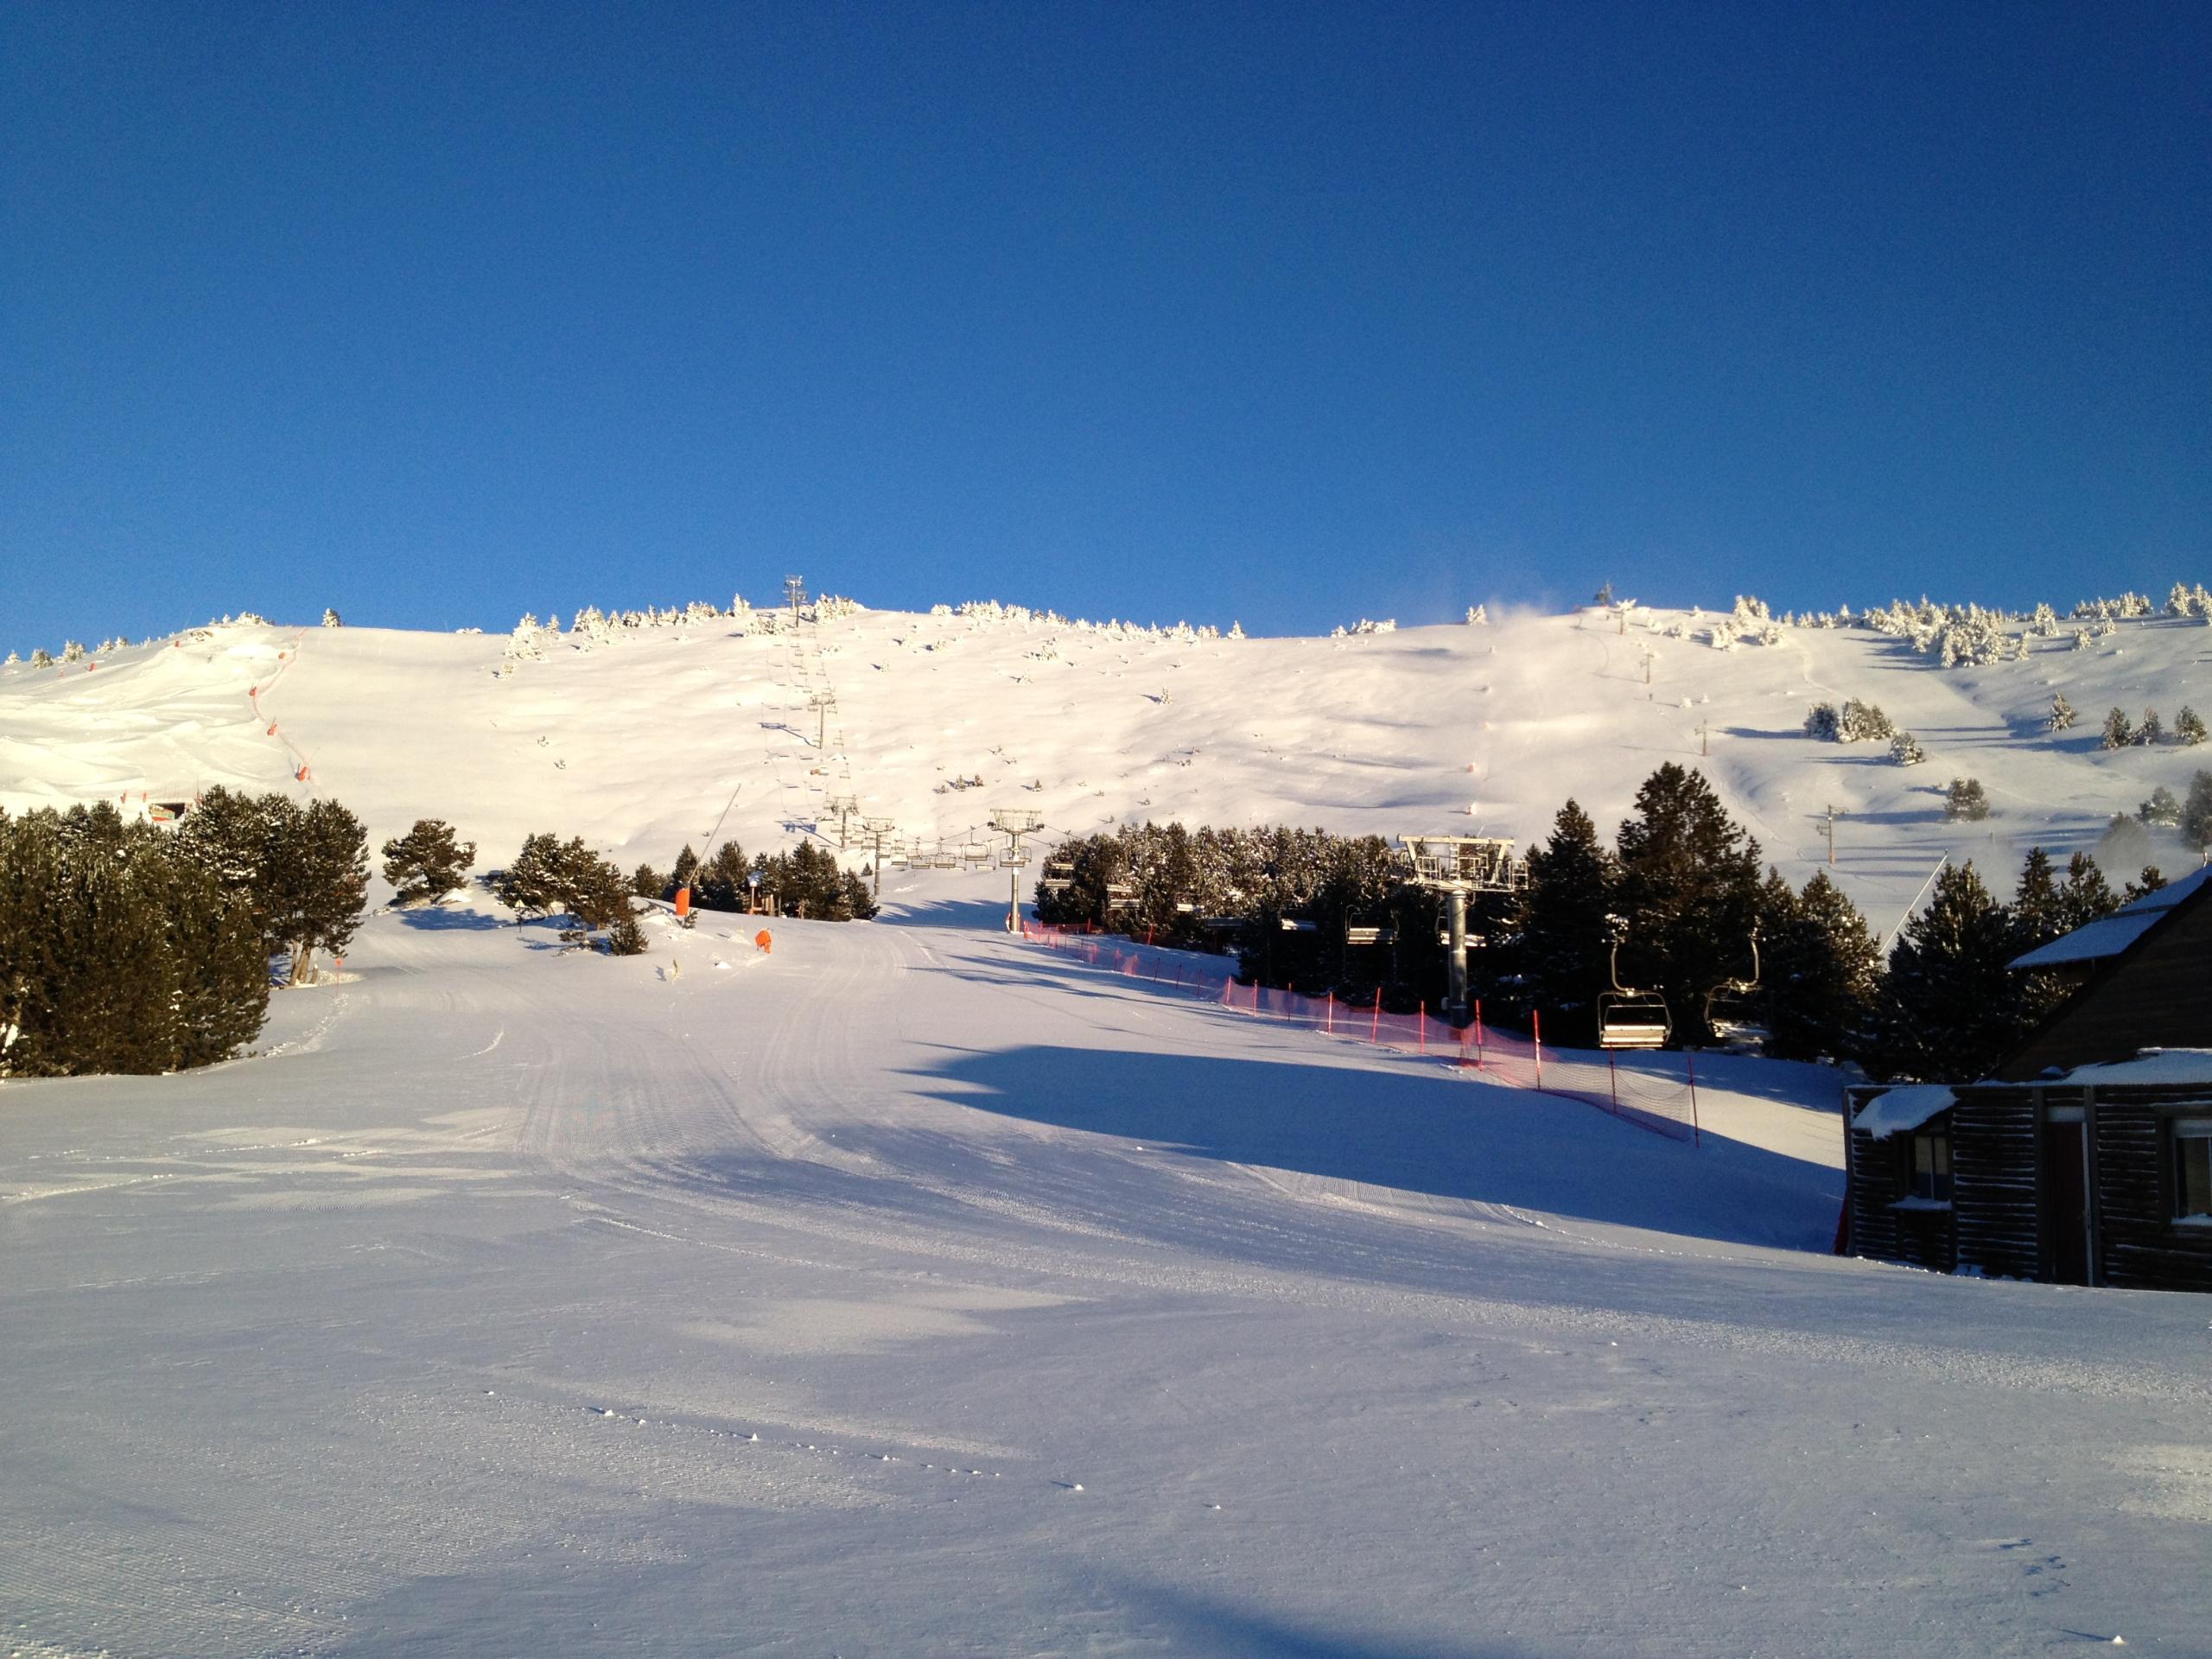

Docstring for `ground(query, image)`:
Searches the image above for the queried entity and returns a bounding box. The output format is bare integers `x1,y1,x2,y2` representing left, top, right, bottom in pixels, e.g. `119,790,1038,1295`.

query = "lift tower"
1396,835,1525,1020
988,807,1045,933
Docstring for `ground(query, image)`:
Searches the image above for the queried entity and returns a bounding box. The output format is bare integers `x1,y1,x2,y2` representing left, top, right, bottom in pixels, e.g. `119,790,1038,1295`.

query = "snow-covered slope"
5,601,2208,925
4,893,2209,1657
5,599,2211,1656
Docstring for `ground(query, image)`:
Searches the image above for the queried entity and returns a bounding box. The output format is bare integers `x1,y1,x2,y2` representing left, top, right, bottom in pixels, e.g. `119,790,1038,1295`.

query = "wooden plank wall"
1952,1087,2042,1280
2093,1086,2212,1293
1847,1127,1956,1274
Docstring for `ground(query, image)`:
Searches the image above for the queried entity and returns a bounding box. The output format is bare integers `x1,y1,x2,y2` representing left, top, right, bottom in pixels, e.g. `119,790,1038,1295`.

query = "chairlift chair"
1597,922,1672,1050
1703,928,1767,1048
1041,859,1076,896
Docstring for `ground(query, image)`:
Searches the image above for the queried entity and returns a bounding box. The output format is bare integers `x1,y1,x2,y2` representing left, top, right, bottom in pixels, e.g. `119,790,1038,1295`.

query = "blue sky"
3,3,2205,648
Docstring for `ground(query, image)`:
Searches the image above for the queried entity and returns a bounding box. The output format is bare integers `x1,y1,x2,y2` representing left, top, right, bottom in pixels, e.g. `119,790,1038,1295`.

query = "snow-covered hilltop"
3,590,2208,925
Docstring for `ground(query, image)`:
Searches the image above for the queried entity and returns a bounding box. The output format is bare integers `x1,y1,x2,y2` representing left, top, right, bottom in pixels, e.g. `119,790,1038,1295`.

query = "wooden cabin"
1846,865,2212,1292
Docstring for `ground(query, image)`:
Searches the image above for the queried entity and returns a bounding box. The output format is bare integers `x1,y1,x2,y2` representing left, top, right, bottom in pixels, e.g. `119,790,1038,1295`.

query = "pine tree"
2054,850,2120,935
2047,692,2076,732
2122,866,2168,904
1890,732,1926,766
1507,800,1618,1040
2139,786,2182,828
1943,778,1990,821
0,808,265,1077
1869,861,2020,1081
494,832,648,953
1613,765,1763,1044
2008,848,2062,950
2101,708,2133,749
1840,700,1895,741
380,819,477,905
670,843,700,892
1763,870,1880,1063
2176,706,2208,746
265,799,368,982
1802,702,1840,741
2182,771,2212,851
2136,709,2164,746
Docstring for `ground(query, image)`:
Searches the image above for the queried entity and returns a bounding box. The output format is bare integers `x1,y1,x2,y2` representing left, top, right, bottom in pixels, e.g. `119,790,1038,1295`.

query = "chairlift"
960,839,991,867
1344,924,1395,947
1703,928,1767,1049
1041,859,1076,896
1597,920,1671,1050
1103,881,1136,911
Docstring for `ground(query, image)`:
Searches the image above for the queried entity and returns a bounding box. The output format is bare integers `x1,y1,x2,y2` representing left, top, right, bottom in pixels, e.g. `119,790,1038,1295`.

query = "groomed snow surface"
3,607,2209,1655
4,886,2209,1658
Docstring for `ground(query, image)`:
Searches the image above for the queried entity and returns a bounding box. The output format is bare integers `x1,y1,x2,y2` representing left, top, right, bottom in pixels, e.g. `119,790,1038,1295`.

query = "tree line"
1033,762,2164,1080
634,838,878,922
0,790,366,1077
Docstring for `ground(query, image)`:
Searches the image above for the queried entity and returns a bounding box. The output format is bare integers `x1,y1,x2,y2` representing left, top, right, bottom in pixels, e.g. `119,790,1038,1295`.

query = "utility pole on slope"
1821,804,1839,868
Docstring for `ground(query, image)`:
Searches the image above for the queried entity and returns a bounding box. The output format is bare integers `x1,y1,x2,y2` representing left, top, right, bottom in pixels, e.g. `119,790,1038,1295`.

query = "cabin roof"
2007,864,2211,970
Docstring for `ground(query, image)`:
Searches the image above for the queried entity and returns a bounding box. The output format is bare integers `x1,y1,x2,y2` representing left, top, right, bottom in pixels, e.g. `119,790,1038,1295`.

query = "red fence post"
1608,1050,1618,1112
1686,1050,1700,1147
1370,989,1382,1044
1533,1009,1543,1090
1325,990,1334,1034
1474,999,1484,1070
1419,1001,1427,1054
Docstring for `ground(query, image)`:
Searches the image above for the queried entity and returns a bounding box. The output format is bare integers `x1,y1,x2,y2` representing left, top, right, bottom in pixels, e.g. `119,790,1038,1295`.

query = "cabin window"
2174,1120,2212,1224
1908,1132,1952,1203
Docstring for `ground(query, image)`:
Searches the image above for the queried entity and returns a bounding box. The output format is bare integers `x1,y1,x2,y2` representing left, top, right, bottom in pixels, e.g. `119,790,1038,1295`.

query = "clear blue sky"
3,3,2205,649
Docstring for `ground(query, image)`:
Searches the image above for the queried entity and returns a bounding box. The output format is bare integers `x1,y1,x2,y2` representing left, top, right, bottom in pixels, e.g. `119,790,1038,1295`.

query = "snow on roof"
1852,1084,1955,1140
2053,1048,2212,1088
2008,863,2210,971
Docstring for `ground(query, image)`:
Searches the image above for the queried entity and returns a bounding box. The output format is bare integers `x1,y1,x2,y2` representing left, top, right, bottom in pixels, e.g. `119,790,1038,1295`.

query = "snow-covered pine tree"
321,608,341,627
29,648,53,669
1802,702,1840,741
2176,706,2207,745
1890,732,1926,766
2135,709,2164,745
1943,778,1990,820
1839,699,1894,741
2046,692,2076,731
379,820,477,905
2101,708,2133,749
2138,786,2182,828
